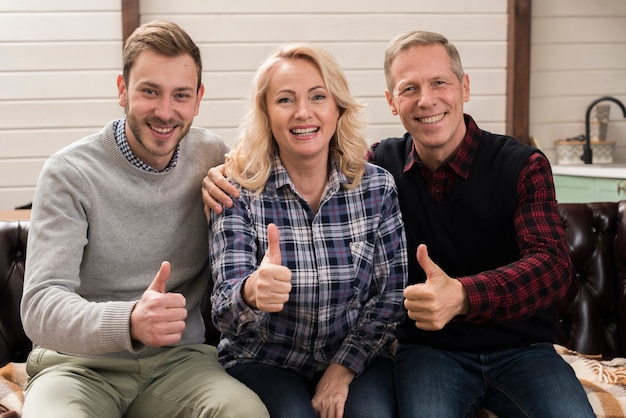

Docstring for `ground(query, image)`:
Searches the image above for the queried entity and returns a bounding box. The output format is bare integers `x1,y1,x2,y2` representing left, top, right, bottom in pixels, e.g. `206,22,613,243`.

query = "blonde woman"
208,43,407,418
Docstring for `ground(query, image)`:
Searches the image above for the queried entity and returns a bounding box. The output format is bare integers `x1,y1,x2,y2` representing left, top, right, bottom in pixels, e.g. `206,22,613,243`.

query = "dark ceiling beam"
507,0,532,144
121,0,140,44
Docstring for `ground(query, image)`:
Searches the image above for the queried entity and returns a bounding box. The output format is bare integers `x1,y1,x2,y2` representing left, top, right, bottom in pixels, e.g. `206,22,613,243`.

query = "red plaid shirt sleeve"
458,153,573,321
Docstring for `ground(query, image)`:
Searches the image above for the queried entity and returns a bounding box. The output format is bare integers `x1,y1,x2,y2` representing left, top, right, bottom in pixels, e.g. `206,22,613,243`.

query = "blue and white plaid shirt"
209,156,408,377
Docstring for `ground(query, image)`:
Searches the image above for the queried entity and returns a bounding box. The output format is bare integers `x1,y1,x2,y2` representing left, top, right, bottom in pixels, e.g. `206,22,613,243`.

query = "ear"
385,90,398,115
117,74,127,108
194,83,205,116
462,73,470,103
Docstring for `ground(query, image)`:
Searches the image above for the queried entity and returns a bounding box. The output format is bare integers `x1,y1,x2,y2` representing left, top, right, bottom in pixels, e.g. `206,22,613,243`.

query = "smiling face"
385,44,470,169
265,58,340,169
117,50,204,171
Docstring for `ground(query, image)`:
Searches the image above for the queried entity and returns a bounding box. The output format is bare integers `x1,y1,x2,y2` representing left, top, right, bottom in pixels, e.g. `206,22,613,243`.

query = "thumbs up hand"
403,244,469,331
130,261,188,347
242,223,292,312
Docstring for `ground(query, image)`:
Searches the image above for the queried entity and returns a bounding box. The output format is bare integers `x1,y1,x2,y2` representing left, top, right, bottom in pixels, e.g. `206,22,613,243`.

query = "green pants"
22,344,268,418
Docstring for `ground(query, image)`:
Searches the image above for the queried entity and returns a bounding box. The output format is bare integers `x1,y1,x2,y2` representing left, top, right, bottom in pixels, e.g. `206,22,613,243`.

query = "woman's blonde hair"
225,43,368,193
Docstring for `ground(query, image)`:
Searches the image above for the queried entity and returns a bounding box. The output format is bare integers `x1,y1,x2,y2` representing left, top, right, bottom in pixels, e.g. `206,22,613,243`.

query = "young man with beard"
20,20,268,418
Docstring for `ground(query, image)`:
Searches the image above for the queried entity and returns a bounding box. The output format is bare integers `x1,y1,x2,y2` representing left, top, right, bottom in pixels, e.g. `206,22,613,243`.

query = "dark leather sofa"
2,201,626,368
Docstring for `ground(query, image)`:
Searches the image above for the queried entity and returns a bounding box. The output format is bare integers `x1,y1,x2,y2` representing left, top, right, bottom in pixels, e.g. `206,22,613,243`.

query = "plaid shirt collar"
403,114,480,178
113,116,179,173
267,153,349,194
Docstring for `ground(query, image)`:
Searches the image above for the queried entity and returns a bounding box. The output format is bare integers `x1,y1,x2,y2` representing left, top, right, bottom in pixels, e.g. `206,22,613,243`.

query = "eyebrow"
275,85,327,95
139,81,195,93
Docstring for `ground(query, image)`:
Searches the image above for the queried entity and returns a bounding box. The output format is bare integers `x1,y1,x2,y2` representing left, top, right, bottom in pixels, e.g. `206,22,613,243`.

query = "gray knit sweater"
21,120,228,359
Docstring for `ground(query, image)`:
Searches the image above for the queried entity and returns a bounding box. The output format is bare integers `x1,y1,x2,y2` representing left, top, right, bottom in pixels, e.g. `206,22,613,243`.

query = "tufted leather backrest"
555,201,626,357
2,201,626,366
0,221,31,366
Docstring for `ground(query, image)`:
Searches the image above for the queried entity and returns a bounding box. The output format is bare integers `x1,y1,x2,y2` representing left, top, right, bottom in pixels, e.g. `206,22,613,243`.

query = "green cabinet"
553,174,626,203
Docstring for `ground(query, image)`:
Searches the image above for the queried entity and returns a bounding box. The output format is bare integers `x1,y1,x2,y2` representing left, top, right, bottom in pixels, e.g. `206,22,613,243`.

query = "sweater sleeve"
21,154,139,355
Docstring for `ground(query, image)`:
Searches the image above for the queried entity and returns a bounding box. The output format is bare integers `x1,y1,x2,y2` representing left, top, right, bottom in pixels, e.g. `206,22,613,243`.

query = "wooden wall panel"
0,1,120,12
0,13,120,41
0,43,122,71
0,160,44,187
140,0,505,14
0,129,97,158
0,72,119,100
0,102,123,130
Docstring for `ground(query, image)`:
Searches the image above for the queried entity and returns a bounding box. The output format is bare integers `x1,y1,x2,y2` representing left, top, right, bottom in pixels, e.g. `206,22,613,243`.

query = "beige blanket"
1,346,625,417
0,363,26,418
555,344,626,417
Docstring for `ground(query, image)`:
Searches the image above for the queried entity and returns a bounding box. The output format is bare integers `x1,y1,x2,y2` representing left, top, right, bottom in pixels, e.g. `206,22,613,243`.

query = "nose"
416,87,434,107
294,99,312,120
154,96,176,121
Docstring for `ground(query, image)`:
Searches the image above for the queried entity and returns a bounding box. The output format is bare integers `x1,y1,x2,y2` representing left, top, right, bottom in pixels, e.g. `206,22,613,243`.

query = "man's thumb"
265,223,281,265
416,244,436,280
148,261,171,293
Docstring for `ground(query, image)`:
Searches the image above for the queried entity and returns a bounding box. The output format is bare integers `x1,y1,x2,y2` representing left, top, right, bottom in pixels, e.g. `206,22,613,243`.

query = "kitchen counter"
551,164,626,179
551,165,626,202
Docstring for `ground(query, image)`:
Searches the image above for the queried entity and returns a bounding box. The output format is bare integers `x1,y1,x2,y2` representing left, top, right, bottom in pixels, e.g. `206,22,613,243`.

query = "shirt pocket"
344,240,376,321
349,240,375,291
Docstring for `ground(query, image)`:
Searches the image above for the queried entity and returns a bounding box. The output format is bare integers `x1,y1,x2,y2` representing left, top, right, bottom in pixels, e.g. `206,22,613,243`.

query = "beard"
125,108,191,160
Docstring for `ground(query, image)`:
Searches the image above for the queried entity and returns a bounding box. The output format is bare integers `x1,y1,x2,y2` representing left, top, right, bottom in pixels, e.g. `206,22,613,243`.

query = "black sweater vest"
373,131,556,352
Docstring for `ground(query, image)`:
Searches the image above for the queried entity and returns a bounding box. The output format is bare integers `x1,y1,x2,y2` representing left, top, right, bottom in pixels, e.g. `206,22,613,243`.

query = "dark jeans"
394,343,595,418
228,357,397,418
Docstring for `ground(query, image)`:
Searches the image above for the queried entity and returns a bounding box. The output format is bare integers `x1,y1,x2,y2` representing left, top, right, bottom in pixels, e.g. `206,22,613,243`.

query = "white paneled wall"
0,0,123,210
2,1,508,210
530,0,626,164
140,0,508,149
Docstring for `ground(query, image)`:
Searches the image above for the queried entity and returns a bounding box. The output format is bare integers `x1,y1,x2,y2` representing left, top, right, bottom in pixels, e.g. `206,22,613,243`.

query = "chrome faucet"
582,96,626,164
